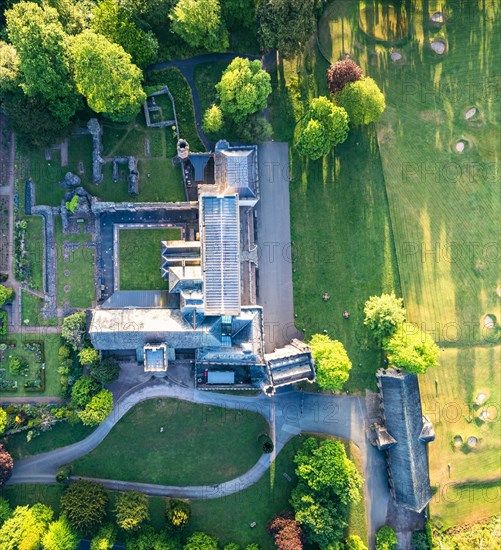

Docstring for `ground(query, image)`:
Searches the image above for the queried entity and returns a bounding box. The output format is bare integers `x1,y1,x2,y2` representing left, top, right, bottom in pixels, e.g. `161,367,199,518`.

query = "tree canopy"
364,293,406,340
5,2,80,125
309,334,352,391
69,30,146,122
291,438,363,547
170,0,229,52
71,375,101,408
125,524,180,549
346,535,368,550
184,531,219,550
0,41,20,96
268,512,305,550
258,0,318,57
0,408,7,436
90,523,117,550
79,347,99,367
202,104,223,134
0,443,13,489
335,77,386,125
383,323,439,374
296,118,330,160
376,525,397,550
61,312,87,351
0,285,14,307
92,0,159,67
115,491,149,532
327,59,363,94
42,516,79,550
60,480,108,535
90,357,121,385
0,503,53,549
309,96,349,146
78,389,114,426
216,57,271,123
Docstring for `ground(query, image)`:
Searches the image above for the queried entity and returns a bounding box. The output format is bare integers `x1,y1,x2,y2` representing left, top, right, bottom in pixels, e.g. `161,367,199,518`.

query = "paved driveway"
256,142,301,352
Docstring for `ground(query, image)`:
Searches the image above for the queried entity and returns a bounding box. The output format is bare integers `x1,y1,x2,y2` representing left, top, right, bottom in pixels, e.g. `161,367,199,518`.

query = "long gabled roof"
377,368,433,513
200,194,241,316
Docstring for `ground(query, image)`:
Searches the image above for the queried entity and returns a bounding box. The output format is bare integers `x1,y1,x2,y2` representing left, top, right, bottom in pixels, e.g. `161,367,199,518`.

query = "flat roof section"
200,194,241,316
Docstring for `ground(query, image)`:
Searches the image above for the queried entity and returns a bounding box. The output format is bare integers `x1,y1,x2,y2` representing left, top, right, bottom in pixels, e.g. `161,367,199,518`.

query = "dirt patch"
420,110,445,123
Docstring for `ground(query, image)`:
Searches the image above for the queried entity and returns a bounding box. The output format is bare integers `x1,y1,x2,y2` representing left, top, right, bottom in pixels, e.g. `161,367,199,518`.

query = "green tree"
90,357,121,385
0,41,20,96
69,30,146,122
166,498,191,529
364,293,406,340
170,0,229,51
78,389,114,426
0,285,14,306
335,77,386,125
291,438,363,547
91,523,117,550
42,516,79,550
115,491,149,532
92,0,159,67
221,0,256,30
216,57,271,123
62,312,87,351
223,544,240,550
5,2,81,124
236,114,273,143
245,546,260,550
125,525,180,549
0,408,7,435
45,0,91,34
295,119,330,160
0,503,53,549
184,531,218,550
202,104,223,134
0,497,11,526
376,525,397,550
309,334,352,391
346,535,368,550
60,480,108,536
383,323,439,374
79,347,99,367
258,0,318,57
71,376,101,408
309,96,349,146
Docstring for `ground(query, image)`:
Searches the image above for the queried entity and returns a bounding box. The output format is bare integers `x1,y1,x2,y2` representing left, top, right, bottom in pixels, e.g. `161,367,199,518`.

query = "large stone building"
88,140,315,394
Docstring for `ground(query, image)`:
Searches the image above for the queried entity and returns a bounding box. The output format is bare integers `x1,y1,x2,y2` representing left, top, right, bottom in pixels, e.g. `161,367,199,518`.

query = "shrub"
115,491,149,532
71,376,101,408
0,443,13,489
364,293,406,340
90,358,120,386
184,531,218,550
166,498,191,529
60,480,108,536
56,464,73,484
309,334,352,391
9,355,29,376
258,433,274,453
376,525,397,550
202,104,223,134
78,389,113,426
0,311,7,336
335,77,386,125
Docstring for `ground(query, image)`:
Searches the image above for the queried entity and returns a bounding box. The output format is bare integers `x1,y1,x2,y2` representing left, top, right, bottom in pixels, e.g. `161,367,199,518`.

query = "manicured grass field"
268,47,400,392
24,215,44,291
420,345,501,528
119,227,181,290
185,435,367,549
6,421,95,462
1,484,64,516
0,334,63,397
54,217,95,309
21,291,58,327
72,398,270,486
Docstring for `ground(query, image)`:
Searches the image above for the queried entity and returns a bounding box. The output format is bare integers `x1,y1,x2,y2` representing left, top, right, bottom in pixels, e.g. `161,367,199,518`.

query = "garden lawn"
420,345,501,528
21,291,58,327
185,435,367,549
24,216,44,291
268,45,400,392
6,421,95,461
72,398,269,486
146,67,205,152
119,227,181,290
0,334,62,397
54,217,95,309
0,484,63,515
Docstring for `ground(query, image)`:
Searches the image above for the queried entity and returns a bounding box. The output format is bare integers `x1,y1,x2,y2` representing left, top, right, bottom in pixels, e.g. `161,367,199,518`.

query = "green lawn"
146,68,205,152
0,484,64,516
54,217,95,309
0,334,62,397
268,46,400,392
119,227,181,290
21,291,58,327
421,345,501,528
5,421,95,462
25,115,183,206
24,216,44,291
72,398,270,486
185,435,367,549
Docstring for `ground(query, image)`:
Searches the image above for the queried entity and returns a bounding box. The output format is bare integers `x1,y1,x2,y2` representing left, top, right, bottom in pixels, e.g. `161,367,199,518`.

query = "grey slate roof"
101,291,176,309
216,148,258,199
376,368,433,513
265,339,316,389
200,194,241,316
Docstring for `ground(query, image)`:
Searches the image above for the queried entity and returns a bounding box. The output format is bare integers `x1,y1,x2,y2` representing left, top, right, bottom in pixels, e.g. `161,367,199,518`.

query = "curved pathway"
8,378,389,545
148,52,274,150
